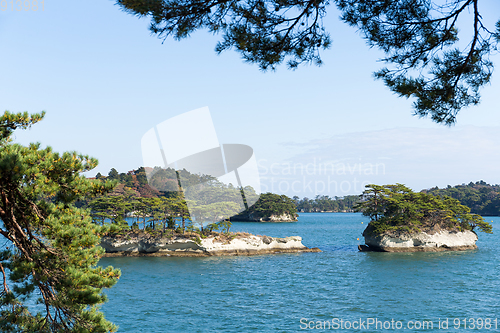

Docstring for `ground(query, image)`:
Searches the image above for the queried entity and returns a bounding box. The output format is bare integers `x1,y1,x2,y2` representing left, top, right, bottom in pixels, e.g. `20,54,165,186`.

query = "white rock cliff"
360,230,478,252
100,233,320,257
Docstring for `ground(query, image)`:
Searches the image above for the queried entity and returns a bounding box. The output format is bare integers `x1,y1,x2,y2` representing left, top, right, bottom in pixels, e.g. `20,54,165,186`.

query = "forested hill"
93,166,209,198
421,181,500,216
293,195,360,213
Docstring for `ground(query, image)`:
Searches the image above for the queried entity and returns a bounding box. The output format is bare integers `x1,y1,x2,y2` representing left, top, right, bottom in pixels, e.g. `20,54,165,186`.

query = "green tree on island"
116,0,500,124
232,192,298,221
355,184,492,236
0,112,120,332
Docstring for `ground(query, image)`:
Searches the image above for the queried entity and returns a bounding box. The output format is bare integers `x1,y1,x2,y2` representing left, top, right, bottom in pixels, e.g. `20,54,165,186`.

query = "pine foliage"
0,111,120,333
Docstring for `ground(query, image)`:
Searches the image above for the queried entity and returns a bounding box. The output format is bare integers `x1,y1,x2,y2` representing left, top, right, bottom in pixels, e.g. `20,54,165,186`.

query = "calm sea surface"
100,213,500,332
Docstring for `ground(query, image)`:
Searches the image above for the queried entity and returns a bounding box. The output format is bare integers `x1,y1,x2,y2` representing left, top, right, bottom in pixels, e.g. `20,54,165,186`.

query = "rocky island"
355,184,492,252
230,213,297,222
100,231,320,257
230,192,298,222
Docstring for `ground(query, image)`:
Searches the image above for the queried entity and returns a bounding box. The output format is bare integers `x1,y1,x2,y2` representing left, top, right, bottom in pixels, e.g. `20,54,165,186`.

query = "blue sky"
1,0,499,197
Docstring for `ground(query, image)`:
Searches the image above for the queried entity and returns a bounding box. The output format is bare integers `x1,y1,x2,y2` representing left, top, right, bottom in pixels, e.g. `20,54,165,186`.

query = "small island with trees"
230,193,298,222
81,166,308,256
355,184,493,252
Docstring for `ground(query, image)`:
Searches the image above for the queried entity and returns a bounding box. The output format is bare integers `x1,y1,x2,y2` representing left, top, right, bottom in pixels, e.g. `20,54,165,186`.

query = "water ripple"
100,213,500,332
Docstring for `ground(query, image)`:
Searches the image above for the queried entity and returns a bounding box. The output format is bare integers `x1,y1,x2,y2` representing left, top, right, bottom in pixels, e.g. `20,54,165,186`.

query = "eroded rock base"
100,233,321,257
358,244,477,252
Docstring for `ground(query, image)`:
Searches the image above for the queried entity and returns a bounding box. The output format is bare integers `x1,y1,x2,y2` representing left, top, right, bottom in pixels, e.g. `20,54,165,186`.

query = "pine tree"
116,0,499,124
0,111,120,332
107,168,119,180
355,183,493,235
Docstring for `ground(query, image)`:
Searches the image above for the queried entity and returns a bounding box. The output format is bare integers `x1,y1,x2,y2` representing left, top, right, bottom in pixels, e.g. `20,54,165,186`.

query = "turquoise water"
100,213,500,332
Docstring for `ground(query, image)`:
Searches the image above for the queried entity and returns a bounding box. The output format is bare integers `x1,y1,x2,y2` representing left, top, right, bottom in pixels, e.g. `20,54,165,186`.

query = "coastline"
358,244,477,252
101,247,321,257
100,232,321,257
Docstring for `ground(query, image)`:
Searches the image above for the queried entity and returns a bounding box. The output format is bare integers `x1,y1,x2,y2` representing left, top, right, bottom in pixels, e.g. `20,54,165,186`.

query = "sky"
1,0,499,198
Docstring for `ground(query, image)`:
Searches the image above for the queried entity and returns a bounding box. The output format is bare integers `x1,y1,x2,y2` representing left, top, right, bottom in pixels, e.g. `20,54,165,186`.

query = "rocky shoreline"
230,213,298,222
359,229,478,252
100,232,320,257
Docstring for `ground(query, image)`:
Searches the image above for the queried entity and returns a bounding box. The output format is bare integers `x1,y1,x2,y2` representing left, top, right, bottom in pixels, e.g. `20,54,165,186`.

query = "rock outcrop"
359,227,478,252
100,232,320,257
230,212,297,222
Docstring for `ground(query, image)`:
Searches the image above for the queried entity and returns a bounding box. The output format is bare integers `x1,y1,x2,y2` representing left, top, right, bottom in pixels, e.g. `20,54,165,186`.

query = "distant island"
355,184,492,252
293,195,359,213
230,193,298,222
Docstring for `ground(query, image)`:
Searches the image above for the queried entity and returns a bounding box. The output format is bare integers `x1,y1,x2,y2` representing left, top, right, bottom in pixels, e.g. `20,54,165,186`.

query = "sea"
100,213,500,332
